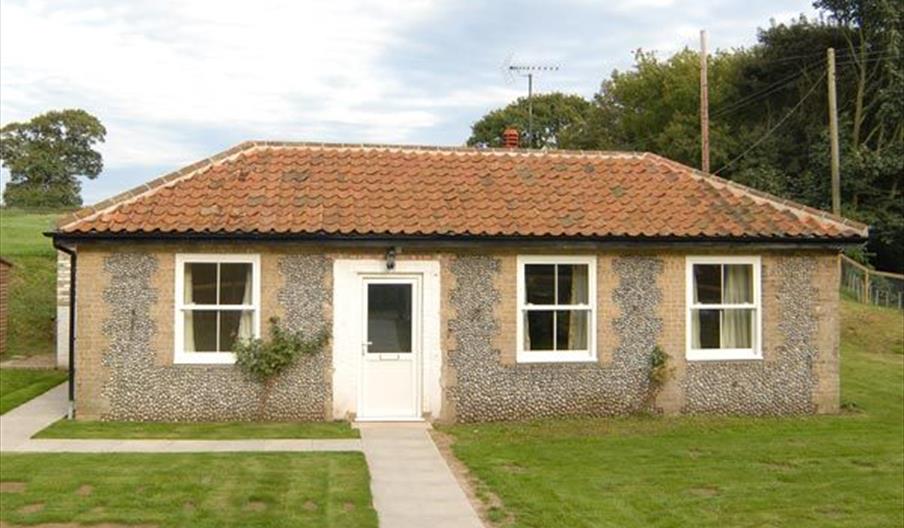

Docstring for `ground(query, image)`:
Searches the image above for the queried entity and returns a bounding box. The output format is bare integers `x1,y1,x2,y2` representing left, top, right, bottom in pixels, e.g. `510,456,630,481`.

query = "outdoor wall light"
385,246,397,271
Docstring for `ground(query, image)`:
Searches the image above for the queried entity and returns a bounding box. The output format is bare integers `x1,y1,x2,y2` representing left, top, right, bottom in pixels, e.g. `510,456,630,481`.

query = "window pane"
723,264,753,304
723,308,753,348
220,310,254,352
557,264,589,304
556,310,589,350
367,283,412,353
524,310,554,350
693,264,721,304
185,263,217,304
525,264,555,304
185,310,217,352
220,263,252,304
691,309,721,349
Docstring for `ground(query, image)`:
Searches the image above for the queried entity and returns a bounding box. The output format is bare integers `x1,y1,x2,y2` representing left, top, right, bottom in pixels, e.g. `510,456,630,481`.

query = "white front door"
358,276,421,420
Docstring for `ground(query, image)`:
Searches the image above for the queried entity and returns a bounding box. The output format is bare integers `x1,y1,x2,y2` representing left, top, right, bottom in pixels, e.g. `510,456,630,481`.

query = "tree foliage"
467,93,596,149
467,2,903,271
0,109,106,208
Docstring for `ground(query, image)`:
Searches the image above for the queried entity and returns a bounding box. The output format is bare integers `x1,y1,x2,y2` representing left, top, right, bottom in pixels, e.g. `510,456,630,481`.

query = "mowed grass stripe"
0,452,378,528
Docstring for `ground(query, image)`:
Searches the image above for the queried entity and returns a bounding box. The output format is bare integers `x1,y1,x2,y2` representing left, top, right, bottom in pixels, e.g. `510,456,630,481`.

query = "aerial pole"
827,48,841,215
527,73,533,148
508,64,559,148
700,30,710,173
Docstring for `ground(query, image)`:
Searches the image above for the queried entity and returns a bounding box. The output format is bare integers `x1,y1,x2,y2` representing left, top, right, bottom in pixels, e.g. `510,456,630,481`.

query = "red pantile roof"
57,141,867,241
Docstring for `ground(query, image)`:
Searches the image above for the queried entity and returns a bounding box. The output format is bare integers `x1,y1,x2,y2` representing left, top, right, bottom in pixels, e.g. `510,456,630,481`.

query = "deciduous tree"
1,109,106,207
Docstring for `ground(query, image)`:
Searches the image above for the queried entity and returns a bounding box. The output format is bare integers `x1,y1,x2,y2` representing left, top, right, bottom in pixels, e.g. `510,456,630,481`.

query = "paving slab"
358,422,483,528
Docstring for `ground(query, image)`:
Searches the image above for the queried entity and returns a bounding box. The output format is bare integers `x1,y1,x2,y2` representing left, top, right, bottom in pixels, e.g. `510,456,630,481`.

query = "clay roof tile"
56,142,867,241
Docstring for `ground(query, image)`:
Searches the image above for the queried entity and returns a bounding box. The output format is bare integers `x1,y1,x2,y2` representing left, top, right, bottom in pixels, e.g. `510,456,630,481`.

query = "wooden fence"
840,255,904,310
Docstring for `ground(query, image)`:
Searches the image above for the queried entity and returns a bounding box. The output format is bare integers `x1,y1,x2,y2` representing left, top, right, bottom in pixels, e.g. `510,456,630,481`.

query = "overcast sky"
0,0,820,204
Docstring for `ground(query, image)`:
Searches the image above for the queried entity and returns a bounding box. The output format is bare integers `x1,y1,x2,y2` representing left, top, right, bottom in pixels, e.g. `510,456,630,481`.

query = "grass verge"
0,452,377,527
35,419,360,439
0,369,67,415
442,300,904,528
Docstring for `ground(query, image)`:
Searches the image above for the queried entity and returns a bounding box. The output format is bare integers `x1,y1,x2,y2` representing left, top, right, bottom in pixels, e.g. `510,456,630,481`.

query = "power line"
712,71,815,118
711,52,895,120
758,47,893,65
713,71,827,176
835,54,898,67
712,61,823,118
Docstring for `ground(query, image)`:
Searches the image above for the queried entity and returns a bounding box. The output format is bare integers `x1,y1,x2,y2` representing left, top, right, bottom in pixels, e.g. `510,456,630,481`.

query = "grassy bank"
0,208,62,358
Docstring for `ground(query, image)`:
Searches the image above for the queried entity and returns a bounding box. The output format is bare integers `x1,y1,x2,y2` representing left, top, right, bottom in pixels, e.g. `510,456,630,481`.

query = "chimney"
502,127,520,148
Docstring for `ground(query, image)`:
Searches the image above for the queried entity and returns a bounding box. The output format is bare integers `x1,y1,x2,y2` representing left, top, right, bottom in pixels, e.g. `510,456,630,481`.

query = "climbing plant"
645,345,673,411
234,317,329,416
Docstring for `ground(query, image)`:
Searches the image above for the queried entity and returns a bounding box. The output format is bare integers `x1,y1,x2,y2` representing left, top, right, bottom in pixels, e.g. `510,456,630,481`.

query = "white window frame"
174,253,261,365
685,255,762,361
516,255,597,363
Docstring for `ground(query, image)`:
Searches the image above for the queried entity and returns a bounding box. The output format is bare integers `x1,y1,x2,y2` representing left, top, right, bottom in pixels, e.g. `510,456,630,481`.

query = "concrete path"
0,353,57,369
0,383,68,451
359,423,483,528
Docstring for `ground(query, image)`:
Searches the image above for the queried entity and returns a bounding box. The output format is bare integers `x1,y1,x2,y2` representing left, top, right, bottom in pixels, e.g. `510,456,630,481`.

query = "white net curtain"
183,262,253,353
691,264,753,349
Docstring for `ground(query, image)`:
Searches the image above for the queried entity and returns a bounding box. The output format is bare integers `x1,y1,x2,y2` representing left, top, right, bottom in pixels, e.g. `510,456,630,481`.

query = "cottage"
50,141,867,422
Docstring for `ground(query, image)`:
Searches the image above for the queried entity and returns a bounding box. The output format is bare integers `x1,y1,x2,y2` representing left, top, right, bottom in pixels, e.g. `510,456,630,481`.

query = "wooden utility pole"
827,48,841,215
700,30,710,174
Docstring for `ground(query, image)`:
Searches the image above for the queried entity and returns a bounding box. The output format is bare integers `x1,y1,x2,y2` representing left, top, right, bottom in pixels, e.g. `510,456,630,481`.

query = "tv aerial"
501,53,559,147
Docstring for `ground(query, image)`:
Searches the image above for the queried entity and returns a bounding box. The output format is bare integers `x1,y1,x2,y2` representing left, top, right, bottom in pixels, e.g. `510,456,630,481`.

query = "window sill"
173,352,237,365
516,352,597,364
686,350,762,362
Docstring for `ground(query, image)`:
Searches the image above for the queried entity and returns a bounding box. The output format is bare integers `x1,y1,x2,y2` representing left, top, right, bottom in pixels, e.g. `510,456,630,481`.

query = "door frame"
332,259,442,421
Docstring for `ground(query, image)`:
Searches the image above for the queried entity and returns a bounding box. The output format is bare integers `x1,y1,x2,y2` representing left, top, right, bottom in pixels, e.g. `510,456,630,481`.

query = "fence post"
863,270,869,303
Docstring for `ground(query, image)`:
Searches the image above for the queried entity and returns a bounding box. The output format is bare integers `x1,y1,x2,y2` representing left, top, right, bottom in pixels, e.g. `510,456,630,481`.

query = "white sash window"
686,256,762,361
517,255,597,363
174,254,261,364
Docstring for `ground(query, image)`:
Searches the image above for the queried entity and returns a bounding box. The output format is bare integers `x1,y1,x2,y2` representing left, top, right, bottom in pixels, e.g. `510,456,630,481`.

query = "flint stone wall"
682,256,820,414
446,253,832,422
97,252,330,421
446,255,662,422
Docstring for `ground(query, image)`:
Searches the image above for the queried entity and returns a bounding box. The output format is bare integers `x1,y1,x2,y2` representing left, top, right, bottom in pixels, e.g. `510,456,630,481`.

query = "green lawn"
0,208,63,358
0,368,67,415
36,419,360,439
0,452,377,527
444,299,904,528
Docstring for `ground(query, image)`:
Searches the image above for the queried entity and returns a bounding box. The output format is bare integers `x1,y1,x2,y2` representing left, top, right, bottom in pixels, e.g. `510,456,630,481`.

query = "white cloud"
1,0,820,204
0,0,440,150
